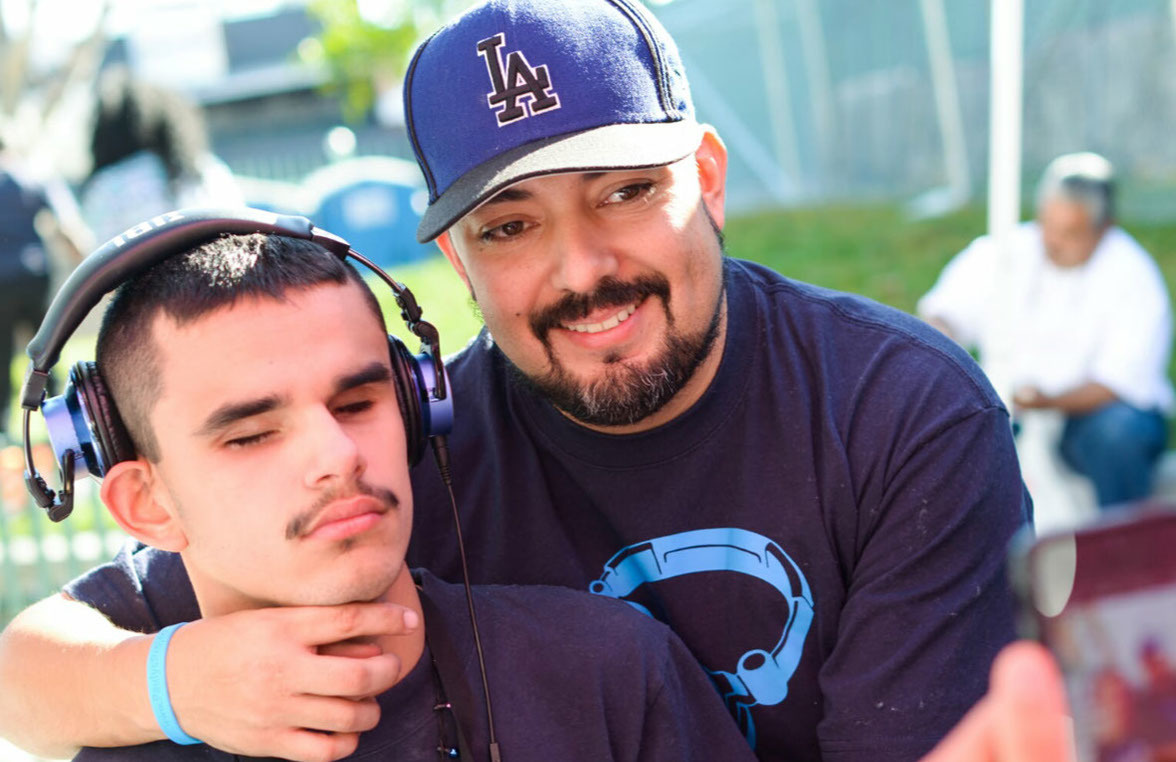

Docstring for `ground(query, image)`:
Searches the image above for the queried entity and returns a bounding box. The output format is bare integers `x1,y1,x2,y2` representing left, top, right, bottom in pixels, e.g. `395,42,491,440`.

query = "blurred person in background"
81,68,243,244
0,129,90,444
919,152,1173,508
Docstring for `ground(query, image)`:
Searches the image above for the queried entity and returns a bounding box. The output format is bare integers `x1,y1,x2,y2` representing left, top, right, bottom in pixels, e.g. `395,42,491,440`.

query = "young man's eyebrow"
334,362,392,395
192,365,390,438
196,396,284,437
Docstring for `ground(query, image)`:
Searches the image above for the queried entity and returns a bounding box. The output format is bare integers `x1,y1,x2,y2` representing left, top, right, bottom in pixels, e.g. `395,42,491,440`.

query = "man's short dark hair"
95,233,384,461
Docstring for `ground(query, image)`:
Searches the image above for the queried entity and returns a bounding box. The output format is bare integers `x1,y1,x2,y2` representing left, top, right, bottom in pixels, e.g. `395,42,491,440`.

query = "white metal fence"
654,0,1176,219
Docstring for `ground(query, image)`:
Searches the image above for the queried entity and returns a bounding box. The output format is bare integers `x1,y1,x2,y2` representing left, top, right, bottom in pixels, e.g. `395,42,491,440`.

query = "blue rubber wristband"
147,622,202,745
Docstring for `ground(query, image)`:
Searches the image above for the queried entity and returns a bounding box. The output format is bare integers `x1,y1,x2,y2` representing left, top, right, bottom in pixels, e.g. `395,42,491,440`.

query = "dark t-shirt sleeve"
638,631,758,761
73,740,227,761
818,405,1028,760
63,541,198,632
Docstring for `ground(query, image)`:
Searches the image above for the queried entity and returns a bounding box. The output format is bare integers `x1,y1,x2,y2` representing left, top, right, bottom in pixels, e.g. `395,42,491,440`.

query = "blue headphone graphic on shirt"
589,528,814,750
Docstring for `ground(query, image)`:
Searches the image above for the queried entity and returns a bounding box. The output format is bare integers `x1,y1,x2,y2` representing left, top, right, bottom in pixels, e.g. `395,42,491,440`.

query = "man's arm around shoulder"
0,593,421,761
0,593,157,758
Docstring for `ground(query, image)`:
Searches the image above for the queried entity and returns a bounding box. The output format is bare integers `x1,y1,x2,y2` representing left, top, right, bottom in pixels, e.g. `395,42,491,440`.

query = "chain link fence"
0,444,127,630
655,0,1176,219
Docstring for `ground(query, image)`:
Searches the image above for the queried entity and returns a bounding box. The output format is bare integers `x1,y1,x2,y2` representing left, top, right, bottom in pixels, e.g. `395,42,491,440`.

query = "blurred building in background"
5,0,1176,223
655,0,1176,220
96,5,416,209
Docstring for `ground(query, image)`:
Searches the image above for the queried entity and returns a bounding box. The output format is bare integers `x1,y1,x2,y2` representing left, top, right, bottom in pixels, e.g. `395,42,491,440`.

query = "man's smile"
551,297,659,356
561,303,638,334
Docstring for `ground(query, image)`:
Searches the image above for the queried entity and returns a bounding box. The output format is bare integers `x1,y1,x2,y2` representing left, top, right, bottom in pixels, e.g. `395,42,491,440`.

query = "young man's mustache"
286,481,400,540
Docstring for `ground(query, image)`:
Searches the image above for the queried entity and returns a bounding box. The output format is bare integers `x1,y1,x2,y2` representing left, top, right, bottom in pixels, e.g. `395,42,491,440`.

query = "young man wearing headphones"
34,225,755,760
0,1,1036,760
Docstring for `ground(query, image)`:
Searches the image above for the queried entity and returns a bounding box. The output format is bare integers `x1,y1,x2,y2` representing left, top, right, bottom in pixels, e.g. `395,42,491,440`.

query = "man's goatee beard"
509,273,725,428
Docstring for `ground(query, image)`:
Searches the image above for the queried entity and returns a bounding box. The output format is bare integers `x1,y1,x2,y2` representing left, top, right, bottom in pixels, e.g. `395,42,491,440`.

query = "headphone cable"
432,435,502,762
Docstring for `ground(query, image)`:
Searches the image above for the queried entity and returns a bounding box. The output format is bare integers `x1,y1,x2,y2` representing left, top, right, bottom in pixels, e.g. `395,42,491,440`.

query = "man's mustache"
285,481,400,540
528,274,671,344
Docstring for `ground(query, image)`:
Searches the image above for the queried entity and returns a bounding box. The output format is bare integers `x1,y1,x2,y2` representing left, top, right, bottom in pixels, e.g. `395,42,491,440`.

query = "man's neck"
188,562,427,681
369,568,427,673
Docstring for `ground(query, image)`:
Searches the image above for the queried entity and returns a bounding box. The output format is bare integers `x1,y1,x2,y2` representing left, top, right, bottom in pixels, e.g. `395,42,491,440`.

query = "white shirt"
918,222,1174,413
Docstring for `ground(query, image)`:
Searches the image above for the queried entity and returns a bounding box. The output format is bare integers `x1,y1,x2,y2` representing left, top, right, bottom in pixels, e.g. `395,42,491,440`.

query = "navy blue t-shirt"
406,259,1030,760
65,259,1030,761
68,565,755,761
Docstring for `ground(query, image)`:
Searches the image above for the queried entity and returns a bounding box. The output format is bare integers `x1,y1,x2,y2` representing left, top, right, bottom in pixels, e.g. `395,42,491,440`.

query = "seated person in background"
919,152,1173,508
68,230,754,760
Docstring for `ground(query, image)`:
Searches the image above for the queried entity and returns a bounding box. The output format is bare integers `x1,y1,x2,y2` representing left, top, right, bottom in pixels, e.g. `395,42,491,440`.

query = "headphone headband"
26,208,350,379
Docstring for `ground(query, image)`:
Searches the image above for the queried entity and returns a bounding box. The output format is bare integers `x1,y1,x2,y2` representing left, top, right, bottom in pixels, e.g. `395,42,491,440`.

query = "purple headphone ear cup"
387,335,426,466
73,362,137,471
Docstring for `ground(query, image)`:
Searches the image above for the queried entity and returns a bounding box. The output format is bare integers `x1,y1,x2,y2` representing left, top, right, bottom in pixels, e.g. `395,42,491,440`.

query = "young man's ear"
695,126,728,230
100,461,188,552
436,232,475,298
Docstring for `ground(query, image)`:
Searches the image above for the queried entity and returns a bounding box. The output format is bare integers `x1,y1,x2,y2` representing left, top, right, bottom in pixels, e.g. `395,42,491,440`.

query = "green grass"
727,202,1176,319
725,203,1176,400
374,253,484,354
725,203,987,314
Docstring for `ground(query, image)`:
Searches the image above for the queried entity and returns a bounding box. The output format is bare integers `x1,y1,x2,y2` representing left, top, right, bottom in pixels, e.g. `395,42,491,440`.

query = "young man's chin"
296,576,401,608
294,553,408,607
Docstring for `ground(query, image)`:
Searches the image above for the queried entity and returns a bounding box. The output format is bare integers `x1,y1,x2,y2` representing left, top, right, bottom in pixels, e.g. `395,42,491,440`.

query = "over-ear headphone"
589,528,814,750
20,207,454,522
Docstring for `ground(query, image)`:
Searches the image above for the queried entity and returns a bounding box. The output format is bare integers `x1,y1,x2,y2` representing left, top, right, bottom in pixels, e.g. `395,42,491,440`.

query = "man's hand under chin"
166,602,419,762
921,642,1074,762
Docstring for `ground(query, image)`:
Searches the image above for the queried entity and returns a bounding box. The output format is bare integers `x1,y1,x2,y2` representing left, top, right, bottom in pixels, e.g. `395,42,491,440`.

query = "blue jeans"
1059,400,1168,508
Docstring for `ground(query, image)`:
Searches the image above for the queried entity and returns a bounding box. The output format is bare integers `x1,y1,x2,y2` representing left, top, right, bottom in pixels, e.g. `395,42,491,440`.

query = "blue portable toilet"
305,156,433,269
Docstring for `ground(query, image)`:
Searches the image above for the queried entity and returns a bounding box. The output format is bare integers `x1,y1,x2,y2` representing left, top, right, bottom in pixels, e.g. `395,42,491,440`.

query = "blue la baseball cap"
405,0,702,242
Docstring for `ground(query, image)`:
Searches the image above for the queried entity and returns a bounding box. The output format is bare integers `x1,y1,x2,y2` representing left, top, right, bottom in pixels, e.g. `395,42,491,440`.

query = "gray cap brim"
416,119,704,243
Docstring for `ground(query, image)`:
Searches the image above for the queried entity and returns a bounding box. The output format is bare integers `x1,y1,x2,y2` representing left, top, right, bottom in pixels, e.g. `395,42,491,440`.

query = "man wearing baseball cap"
0,1,1033,760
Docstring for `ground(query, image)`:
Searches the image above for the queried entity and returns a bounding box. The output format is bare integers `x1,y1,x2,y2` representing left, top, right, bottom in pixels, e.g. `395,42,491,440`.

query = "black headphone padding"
73,361,137,470
388,336,426,466
27,209,348,375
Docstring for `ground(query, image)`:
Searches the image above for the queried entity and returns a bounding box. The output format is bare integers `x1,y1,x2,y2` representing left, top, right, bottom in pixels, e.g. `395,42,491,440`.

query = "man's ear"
436,232,474,297
694,126,728,230
100,460,188,552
